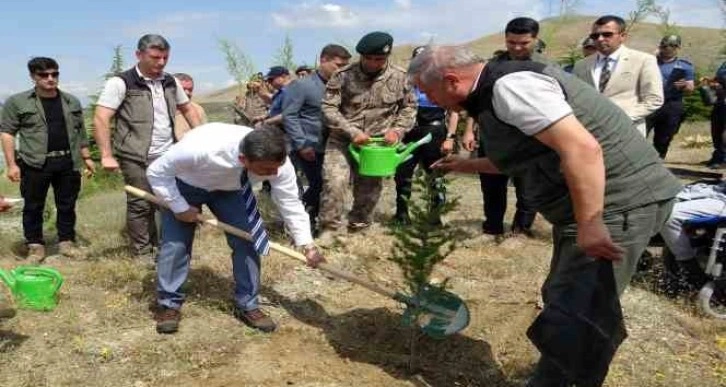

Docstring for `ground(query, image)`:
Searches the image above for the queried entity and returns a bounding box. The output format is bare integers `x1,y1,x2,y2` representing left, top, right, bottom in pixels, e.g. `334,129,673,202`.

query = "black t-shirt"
40,94,70,152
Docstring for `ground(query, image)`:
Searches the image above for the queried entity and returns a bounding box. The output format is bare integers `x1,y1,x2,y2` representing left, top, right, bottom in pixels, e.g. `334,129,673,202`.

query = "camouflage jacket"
242,93,269,121
322,62,417,145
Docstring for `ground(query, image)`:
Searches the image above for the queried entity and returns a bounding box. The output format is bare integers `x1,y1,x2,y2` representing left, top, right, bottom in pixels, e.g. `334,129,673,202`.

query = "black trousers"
290,151,325,222
19,156,81,245
478,172,537,234
394,124,447,215
646,100,685,159
710,103,726,163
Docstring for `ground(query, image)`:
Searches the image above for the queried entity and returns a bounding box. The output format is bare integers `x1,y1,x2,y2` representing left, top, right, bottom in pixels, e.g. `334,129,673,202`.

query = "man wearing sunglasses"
646,35,695,159
573,15,663,137
0,57,96,261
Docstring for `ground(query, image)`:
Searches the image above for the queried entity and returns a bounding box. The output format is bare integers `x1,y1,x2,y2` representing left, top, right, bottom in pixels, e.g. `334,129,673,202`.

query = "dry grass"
1,122,726,386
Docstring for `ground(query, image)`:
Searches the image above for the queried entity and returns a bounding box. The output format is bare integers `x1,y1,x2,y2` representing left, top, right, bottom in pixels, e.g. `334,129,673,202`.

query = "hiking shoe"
234,308,277,332
155,307,181,334
26,243,46,262
0,300,15,320
481,221,504,236
511,226,535,238
58,241,83,258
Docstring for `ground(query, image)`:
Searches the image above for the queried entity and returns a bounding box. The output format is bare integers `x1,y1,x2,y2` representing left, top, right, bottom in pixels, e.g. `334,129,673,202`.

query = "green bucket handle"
15,266,64,294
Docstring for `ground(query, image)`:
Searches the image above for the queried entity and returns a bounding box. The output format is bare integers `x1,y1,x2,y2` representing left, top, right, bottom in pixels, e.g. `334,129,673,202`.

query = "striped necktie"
598,56,611,93
240,170,270,256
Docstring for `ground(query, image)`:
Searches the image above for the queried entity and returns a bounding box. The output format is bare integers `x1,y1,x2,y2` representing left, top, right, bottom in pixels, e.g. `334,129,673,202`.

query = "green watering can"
349,133,433,177
0,266,64,311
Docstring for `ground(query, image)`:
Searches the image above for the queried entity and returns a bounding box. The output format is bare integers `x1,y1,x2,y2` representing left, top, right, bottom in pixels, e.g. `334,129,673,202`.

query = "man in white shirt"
146,123,325,334
572,15,663,136
93,34,202,261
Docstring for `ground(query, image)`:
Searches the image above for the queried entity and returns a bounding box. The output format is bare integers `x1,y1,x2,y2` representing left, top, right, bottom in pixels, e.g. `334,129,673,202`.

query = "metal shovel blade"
399,284,470,339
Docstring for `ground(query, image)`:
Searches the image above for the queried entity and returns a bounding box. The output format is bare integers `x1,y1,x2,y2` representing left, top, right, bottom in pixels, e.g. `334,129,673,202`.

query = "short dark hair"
239,129,287,163
138,34,171,51
27,57,58,74
505,17,539,36
593,15,626,32
320,44,352,60
173,73,193,82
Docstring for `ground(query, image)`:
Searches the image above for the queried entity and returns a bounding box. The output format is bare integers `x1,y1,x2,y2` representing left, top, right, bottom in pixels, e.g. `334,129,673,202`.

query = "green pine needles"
388,169,461,296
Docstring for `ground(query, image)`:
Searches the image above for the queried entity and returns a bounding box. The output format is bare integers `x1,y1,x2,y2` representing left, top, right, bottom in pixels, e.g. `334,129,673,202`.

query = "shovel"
124,185,469,338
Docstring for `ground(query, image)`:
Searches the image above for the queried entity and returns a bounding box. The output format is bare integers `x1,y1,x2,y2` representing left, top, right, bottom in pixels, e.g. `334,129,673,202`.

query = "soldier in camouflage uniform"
234,80,269,126
318,32,417,237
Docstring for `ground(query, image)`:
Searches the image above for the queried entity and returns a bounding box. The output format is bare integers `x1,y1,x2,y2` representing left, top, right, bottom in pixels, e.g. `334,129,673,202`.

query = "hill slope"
199,15,724,104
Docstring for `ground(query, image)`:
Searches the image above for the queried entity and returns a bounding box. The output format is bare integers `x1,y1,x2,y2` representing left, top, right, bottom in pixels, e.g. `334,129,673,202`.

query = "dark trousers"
646,100,685,159
394,124,447,215
478,172,537,234
710,103,726,163
19,156,81,245
290,152,325,222
119,158,158,255
528,200,673,386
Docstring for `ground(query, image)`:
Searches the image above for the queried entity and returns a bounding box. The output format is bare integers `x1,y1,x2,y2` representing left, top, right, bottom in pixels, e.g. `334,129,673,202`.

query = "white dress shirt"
591,46,623,87
146,122,313,246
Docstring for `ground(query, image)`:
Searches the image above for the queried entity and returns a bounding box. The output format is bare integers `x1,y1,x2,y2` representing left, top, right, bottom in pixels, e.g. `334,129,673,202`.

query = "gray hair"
137,34,171,51
407,45,484,85
239,129,287,162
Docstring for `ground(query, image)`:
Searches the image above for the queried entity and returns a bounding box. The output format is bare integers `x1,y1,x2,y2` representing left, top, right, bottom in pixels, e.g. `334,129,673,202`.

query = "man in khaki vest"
93,34,202,262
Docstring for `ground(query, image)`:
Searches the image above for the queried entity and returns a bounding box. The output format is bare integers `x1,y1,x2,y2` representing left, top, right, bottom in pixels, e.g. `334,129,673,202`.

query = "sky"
0,0,722,104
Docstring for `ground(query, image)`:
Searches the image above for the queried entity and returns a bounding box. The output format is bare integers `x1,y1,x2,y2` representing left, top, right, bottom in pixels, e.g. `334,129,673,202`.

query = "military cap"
265,66,289,80
356,32,394,55
660,35,681,47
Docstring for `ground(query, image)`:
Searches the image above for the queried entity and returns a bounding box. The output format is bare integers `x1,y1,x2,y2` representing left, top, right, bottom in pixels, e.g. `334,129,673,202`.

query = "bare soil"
0,122,724,387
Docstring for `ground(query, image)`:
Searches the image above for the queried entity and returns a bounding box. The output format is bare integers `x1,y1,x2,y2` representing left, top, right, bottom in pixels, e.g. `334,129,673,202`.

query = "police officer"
393,46,456,225
646,35,695,159
318,31,417,242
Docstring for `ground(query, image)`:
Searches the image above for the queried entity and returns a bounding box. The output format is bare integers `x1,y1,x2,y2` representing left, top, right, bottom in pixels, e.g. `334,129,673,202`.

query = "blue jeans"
157,180,261,311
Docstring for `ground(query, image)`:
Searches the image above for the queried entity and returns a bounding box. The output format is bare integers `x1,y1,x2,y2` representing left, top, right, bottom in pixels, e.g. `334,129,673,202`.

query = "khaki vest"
112,68,178,164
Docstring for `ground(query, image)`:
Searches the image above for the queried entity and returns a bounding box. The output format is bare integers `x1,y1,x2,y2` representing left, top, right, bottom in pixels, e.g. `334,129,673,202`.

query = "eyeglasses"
589,32,616,40
35,71,59,79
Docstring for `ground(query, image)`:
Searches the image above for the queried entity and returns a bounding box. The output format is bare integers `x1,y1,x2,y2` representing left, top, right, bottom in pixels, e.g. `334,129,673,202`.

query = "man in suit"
573,15,663,136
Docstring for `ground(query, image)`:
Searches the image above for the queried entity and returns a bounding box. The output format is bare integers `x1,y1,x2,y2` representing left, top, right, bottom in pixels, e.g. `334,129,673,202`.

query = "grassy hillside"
199,15,725,104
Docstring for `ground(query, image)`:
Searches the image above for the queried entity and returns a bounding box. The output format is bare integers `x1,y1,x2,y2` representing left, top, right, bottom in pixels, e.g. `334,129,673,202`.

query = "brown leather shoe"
58,241,83,258
234,308,277,332
155,307,181,334
26,243,46,262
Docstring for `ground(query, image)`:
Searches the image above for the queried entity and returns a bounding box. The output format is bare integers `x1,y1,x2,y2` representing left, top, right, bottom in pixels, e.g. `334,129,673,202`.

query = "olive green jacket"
0,88,88,170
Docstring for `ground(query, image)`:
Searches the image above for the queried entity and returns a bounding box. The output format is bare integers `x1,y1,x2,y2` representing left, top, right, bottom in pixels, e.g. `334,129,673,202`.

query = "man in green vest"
410,45,681,386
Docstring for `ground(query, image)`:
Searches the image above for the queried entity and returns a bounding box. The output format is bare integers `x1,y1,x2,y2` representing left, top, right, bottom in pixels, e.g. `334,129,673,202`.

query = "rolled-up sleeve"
267,158,313,246
146,147,195,213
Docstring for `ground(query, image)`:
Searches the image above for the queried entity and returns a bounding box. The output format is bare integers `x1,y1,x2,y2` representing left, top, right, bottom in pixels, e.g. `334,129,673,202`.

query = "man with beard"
317,31,417,243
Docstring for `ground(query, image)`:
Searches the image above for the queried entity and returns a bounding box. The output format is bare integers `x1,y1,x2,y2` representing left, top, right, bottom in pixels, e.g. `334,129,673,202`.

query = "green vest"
112,68,179,164
465,61,681,225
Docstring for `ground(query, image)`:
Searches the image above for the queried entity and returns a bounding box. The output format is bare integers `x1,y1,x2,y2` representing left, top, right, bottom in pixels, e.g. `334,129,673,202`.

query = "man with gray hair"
93,34,202,262
411,45,681,386
146,122,326,334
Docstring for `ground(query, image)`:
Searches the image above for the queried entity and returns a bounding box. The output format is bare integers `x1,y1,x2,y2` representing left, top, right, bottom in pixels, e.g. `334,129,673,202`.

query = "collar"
315,70,327,84
462,63,488,116
597,45,624,62
135,65,165,82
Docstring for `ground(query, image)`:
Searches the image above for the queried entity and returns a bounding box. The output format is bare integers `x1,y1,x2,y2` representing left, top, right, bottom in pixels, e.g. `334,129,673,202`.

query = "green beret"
356,31,394,55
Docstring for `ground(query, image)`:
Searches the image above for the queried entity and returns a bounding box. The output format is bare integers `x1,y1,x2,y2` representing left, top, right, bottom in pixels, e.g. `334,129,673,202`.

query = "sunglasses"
589,32,617,39
35,71,59,79
660,44,679,48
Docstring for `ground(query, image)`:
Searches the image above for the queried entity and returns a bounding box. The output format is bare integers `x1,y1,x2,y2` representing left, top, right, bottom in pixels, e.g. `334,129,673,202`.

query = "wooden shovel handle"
123,185,398,300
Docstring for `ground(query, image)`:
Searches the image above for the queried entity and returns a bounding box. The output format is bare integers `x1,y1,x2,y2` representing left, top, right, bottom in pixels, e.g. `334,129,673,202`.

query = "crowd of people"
1,13,726,387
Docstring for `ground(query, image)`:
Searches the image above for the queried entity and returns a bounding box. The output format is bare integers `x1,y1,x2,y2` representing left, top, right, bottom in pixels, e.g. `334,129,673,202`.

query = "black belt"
46,150,72,158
